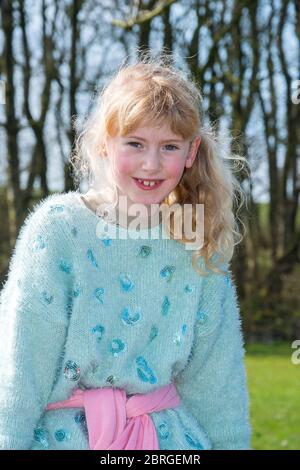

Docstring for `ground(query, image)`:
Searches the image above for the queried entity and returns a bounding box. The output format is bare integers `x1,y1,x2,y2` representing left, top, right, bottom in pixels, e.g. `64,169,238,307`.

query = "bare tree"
0,0,22,243
18,0,58,204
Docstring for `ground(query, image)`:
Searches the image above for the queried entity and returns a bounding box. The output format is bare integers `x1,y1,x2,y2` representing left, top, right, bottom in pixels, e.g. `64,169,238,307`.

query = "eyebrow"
125,135,184,143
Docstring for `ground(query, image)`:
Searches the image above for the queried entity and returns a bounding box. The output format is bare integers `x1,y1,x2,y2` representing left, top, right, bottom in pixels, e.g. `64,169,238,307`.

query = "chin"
137,196,164,206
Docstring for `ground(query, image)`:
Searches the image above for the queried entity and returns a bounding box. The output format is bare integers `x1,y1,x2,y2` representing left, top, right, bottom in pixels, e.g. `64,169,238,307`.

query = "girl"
0,52,251,450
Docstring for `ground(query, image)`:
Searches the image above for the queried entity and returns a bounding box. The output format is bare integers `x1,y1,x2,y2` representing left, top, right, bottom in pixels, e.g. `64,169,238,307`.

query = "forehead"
123,123,185,141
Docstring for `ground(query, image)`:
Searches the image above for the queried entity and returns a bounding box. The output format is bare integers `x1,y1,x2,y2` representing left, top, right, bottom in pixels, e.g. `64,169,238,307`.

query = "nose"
141,148,162,172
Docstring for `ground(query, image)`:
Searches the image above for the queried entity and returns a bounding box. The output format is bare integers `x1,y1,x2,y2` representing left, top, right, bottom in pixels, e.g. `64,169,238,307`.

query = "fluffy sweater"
0,190,251,450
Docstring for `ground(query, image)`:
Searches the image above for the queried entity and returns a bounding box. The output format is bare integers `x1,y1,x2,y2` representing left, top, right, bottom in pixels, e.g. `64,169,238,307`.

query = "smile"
133,178,164,190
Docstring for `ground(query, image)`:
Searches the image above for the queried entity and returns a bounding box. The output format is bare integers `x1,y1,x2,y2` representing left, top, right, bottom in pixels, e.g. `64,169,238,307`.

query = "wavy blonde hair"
71,50,249,276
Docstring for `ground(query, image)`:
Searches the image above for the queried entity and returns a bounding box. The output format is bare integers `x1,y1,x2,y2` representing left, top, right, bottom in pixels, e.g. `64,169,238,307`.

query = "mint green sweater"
0,191,251,450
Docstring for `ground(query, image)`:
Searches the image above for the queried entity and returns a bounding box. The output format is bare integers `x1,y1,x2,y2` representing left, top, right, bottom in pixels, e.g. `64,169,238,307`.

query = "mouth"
132,177,164,190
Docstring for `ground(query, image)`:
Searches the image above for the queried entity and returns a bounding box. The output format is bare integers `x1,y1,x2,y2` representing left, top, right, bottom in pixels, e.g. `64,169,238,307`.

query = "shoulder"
4,192,82,281
25,191,79,224
9,192,81,272
18,191,81,240
197,254,231,299
195,259,232,336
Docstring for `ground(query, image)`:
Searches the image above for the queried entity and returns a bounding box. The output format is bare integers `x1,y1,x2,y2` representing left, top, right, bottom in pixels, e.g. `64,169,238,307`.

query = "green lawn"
245,342,300,450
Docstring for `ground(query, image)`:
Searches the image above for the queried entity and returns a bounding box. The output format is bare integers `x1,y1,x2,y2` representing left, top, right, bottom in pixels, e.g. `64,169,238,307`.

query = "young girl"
0,53,251,450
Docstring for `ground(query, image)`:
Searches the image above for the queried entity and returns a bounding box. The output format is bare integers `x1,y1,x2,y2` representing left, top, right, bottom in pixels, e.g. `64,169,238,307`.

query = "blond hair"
71,50,249,276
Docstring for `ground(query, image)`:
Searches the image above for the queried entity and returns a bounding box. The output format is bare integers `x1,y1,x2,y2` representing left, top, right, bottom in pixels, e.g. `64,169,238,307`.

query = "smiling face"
104,122,201,211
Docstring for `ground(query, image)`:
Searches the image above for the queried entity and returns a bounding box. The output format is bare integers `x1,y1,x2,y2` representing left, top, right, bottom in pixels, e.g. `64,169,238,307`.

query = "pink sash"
46,383,180,450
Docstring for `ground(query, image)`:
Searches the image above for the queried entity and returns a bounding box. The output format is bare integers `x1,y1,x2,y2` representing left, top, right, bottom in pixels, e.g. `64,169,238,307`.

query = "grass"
245,342,300,450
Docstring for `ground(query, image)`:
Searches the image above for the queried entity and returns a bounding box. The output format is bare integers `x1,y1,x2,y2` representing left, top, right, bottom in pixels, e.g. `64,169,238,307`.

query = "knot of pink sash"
46,382,180,450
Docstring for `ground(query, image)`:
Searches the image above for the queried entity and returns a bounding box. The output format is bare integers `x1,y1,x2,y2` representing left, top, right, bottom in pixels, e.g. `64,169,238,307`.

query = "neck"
83,188,162,230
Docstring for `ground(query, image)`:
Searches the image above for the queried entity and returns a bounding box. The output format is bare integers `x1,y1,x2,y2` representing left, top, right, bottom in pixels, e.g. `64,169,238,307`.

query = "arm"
174,264,252,450
0,199,73,449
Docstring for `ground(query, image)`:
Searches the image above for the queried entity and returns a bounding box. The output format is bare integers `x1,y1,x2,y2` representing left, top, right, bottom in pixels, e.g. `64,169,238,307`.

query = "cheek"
115,154,136,175
166,159,185,179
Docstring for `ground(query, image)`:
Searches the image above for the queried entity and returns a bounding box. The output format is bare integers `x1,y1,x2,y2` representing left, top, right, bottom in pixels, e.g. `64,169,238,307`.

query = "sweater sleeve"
174,264,252,450
0,199,73,449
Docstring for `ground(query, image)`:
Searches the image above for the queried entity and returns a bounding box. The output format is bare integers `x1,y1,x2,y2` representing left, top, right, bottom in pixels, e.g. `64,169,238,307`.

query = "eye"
164,144,179,151
127,141,142,148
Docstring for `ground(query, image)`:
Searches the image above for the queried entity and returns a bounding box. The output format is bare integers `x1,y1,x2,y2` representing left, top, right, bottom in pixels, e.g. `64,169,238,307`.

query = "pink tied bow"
46,383,180,450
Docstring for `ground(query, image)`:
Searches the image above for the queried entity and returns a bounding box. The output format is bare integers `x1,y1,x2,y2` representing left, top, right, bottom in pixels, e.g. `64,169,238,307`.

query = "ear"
185,136,201,169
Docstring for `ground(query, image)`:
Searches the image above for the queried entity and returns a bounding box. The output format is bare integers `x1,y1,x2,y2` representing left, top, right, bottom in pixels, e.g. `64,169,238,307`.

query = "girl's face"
104,122,201,208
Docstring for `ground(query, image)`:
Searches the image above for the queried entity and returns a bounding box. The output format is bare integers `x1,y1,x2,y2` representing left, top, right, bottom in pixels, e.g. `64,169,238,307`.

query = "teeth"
137,179,158,187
